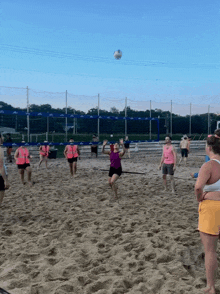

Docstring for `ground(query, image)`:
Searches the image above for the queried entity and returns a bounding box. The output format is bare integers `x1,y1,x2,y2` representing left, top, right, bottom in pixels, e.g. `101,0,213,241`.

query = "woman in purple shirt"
102,139,125,199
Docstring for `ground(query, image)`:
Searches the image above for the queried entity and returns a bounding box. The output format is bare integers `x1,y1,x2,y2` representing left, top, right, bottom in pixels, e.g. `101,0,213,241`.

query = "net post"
125,97,127,138
27,86,30,142
149,100,152,140
65,90,67,142
97,94,100,139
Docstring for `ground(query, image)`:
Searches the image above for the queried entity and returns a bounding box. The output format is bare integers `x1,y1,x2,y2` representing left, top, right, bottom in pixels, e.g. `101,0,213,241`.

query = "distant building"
0,127,19,134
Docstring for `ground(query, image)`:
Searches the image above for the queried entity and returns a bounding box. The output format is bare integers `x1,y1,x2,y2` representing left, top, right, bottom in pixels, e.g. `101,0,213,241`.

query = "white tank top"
203,159,220,192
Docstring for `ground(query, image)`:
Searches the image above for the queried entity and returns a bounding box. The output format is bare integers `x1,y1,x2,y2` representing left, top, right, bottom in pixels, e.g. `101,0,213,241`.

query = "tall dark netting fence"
0,86,219,145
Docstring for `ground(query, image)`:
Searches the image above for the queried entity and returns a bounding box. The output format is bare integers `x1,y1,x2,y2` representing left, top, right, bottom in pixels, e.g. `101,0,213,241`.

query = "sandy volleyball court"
0,153,220,294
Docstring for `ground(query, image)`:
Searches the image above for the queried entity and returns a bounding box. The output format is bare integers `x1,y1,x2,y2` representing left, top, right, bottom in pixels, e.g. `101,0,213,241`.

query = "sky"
1,0,220,115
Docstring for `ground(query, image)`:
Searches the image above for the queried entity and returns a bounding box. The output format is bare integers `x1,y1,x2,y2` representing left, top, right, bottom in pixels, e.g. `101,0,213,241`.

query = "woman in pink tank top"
64,138,80,177
39,141,50,169
102,139,125,199
159,136,177,193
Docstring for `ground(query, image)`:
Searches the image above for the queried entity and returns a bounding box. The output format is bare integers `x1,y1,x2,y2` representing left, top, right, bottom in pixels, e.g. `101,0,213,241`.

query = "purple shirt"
110,151,121,169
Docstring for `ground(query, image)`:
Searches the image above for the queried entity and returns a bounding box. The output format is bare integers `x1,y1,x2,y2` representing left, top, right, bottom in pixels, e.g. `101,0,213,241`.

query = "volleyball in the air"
114,50,122,60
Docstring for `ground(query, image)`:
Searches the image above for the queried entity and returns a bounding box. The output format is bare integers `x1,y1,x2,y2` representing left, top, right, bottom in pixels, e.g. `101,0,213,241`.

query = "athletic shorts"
68,158,77,163
0,176,5,191
109,166,122,177
198,200,220,235
181,148,188,157
91,146,97,154
162,163,174,175
17,163,30,170
124,143,130,149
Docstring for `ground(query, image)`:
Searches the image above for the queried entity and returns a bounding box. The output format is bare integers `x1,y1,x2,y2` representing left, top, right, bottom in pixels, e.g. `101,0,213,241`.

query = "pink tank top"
163,145,174,164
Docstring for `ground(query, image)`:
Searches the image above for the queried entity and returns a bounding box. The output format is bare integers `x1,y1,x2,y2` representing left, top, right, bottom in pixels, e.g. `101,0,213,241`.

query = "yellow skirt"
198,200,220,235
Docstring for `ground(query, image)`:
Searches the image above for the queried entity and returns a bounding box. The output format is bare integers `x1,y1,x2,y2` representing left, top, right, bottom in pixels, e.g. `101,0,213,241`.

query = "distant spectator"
91,134,99,158
5,133,13,163
124,136,130,158
179,135,190,166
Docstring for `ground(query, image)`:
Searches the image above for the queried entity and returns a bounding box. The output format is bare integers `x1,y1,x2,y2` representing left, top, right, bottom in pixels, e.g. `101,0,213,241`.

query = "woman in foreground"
14,142,32,186
64,138,80,177
195,135,220,294
102,139,125,199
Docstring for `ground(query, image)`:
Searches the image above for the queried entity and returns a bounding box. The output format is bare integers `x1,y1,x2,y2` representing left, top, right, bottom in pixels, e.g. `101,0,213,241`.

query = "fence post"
149,100,152,140
208,105,210,134
189,103,192,136
27,86,30,142
47,115,49,141
97,94,100,139
125,97,127,138
170,100,172,136
65,90,67,142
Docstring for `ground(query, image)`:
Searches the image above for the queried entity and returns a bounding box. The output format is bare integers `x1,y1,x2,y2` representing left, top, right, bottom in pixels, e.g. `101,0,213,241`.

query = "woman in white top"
195,135,220,294
179,135,190,166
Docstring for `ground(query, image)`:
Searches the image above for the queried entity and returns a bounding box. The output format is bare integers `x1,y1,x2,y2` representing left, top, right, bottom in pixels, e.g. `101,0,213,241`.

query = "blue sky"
1,0,220,115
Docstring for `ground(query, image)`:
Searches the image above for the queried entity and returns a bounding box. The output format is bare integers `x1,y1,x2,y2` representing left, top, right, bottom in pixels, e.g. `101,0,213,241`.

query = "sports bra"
203,159,220,192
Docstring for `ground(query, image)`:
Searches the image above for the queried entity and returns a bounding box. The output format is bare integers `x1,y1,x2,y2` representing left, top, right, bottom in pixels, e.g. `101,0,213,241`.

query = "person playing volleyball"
195,134,220,294
14,142,33,186
64,138,80,177
159,136,177,193
39,141,50,169
102,139,125,199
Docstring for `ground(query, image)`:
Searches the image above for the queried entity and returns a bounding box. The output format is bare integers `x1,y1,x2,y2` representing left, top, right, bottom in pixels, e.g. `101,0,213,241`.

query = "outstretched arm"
158,146,164,169
14,149,19,160
172,146,177,169
102,140,110,155
119,139,125,158
64,146,68,158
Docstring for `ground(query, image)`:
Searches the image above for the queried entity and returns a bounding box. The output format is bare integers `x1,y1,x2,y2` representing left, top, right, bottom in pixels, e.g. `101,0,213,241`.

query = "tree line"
0,101,219,135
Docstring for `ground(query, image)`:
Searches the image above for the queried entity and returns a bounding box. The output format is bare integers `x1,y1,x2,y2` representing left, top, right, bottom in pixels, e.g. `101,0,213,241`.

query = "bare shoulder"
200,161,212,173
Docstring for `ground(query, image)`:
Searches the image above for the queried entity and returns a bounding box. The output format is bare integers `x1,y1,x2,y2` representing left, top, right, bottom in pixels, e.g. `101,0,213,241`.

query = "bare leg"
69,163,73,176
108,177,112,188
73,162,77,176
200,232,218,294
128,149,130,159
39,155,43,167
0,191,5,206
45,158,48,169
19,169,25,185
184,157,187,166
179,157,182,165
162,174,167,191
170,175,175,193
26,167,32,186
110,174,119,198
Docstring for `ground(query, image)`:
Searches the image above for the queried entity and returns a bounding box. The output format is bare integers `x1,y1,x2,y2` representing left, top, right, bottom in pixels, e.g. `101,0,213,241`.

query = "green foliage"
0,101,219,137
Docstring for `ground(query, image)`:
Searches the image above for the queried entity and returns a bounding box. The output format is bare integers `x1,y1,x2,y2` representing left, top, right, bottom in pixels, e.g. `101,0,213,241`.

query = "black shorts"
91,146,98,154
124,143,130,149
162,163,174,175
17,163,30,170
68,158,77,163
109,166,122,177
0,176,5,191
181,148,188,157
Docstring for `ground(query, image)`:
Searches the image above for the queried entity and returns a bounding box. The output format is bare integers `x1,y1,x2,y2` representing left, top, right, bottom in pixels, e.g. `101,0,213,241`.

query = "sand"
0,152,220,294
